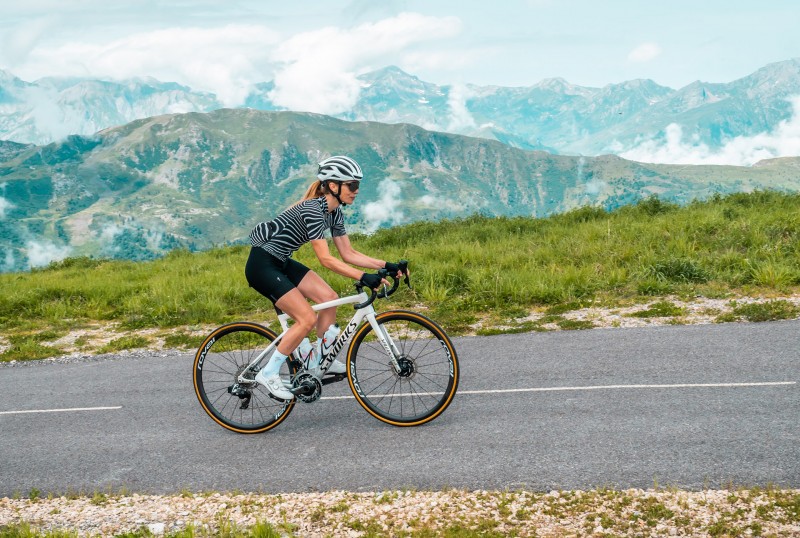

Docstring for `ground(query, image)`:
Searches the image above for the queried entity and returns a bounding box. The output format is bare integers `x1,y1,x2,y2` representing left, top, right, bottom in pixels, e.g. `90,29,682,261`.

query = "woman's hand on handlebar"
384,260,410,280
354,261,409,308
359,272,389,290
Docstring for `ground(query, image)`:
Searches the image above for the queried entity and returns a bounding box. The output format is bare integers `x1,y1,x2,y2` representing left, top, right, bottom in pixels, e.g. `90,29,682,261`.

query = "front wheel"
347,311,459,426
193,322,296,434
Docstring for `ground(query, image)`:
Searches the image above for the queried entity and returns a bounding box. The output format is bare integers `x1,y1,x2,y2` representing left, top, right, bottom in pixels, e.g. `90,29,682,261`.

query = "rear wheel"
193,322,295,433
347,311,458,426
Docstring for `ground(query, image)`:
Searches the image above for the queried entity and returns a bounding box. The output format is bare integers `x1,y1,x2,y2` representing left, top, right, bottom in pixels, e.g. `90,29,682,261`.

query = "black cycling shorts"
245,246,311,304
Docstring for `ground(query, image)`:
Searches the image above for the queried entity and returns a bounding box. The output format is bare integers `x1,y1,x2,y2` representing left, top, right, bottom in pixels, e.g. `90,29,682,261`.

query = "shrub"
732,301,799,322
644,258,709,283
628,301,686,318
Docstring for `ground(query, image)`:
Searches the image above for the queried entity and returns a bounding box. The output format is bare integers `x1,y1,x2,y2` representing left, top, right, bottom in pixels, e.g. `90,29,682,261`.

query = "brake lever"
398,259,412,290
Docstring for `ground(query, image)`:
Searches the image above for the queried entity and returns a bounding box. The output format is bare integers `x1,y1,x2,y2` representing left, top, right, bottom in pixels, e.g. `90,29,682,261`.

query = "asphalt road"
0,320,797,496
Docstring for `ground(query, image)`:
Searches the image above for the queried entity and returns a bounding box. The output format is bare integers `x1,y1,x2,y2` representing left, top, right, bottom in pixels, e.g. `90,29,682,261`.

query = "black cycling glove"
360,272,383,289
384,261,402,274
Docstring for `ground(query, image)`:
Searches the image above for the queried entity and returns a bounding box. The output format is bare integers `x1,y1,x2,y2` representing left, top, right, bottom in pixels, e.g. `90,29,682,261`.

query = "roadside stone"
146,522,165,534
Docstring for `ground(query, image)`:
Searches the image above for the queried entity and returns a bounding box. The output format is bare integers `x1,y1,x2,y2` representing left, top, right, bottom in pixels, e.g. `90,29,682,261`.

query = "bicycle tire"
193,322,296,434
347,310,459,426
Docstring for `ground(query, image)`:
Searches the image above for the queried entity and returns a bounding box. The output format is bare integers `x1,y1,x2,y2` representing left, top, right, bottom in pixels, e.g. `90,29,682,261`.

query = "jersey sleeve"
330,208,347,237
303,204,327,241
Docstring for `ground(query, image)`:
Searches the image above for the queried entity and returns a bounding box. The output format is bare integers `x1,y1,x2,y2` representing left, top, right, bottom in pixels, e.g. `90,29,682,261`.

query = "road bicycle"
193,262,459,433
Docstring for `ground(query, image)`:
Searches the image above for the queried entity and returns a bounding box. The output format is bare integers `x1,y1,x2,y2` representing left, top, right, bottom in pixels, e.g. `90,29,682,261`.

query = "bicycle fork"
366,313,405,374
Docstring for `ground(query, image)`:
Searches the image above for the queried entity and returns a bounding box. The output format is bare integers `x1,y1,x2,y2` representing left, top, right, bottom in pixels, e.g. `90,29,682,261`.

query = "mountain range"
2,58,799,157
3,108,800,272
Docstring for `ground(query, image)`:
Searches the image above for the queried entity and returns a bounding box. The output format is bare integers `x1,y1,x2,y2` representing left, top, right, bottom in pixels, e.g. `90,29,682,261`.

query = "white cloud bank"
16,24,281,107
25,240,71,269
268,13,461,114
10,12,461,112
621,96,800,166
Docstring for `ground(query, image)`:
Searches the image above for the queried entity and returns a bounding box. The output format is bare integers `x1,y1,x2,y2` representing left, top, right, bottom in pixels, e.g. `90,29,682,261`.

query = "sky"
1,0,799,111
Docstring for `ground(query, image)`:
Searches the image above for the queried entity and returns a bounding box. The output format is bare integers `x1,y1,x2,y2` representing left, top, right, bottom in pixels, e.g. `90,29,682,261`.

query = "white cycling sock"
262,350,288,376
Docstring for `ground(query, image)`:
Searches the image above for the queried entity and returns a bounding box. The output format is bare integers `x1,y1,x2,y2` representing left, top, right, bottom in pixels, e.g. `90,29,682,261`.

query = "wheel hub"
396,356,415,378
235,364,259,388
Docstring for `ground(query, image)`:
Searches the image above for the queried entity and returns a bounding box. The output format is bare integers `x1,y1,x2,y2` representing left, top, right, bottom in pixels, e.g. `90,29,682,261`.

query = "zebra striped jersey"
249,196,347,261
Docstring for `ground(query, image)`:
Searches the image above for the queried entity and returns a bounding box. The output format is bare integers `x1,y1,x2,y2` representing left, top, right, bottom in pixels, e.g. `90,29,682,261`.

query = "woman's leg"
273,289,318,356
296,270,339,336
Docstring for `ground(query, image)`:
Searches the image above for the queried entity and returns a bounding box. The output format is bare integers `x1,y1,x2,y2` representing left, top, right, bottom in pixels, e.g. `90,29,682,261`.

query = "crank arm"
321,373,347,385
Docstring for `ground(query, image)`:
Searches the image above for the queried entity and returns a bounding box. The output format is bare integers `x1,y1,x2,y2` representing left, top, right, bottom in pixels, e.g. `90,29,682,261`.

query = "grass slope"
1,191,799,361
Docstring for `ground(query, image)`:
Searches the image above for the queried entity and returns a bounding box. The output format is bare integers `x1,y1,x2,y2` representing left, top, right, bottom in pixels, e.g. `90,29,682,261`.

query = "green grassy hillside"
1,191,798,361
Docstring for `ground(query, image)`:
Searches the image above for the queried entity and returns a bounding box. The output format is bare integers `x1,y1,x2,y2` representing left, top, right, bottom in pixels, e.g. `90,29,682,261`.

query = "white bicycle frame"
237,288,401,383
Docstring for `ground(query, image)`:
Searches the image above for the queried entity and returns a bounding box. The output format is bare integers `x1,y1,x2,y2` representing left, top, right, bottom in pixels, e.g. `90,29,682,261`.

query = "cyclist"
245,155,404,400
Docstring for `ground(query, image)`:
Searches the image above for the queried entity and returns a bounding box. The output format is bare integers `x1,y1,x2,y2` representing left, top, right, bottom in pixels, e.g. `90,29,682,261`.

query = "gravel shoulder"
2,294,799,368
2,488,799,537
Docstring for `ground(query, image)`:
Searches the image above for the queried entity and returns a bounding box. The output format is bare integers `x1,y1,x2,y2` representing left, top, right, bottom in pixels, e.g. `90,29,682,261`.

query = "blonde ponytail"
291,180,327,207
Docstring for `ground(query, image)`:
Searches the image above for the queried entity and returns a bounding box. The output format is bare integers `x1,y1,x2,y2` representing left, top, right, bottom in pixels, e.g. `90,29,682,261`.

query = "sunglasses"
340,181,360,192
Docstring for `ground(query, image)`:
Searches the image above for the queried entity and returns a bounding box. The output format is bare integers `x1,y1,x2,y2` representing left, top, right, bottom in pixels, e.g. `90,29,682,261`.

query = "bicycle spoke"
201,366,235,377
412,370,450,393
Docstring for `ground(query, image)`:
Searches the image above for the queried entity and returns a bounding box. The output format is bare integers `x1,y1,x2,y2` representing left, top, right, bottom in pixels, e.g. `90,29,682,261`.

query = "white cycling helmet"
317,155,363,182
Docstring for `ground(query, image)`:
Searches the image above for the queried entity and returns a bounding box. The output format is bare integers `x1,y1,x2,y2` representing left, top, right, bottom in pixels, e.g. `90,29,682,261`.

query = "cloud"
25,240,72,268
25,86,80,142
11,12,460,111
0,196,13,219
362,179,406,233
16,24,281,106
628,42,662,63
575,155,604,194
446,83,476,131
98,223,126,256
100,223,123,240
1,248,15,272
620,95,800,166
0,15,57,67
268,12,461,114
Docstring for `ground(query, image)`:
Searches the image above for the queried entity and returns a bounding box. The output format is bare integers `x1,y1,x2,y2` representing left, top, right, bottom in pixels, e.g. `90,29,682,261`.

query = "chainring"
292,372,323,403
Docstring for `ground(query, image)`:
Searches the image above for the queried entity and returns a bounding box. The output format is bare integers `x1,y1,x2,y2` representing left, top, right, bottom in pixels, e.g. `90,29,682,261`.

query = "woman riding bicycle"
245,155,404,400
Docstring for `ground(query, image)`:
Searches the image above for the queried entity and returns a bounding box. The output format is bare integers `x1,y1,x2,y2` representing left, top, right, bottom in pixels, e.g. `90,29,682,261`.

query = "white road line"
320,381,795,400
456,381,797,395
0,406,122,416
